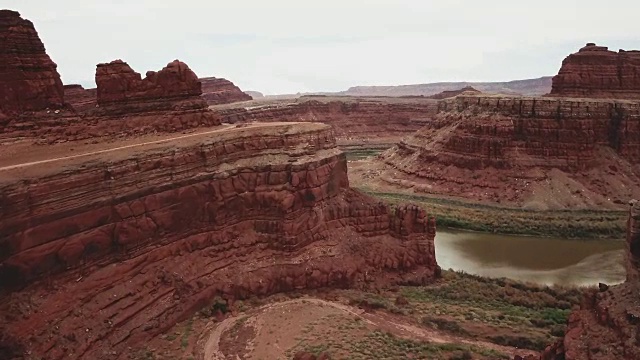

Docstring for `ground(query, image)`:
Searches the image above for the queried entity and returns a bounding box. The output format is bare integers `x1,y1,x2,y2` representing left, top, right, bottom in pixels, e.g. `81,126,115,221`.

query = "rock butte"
550,43,640,100
0,10,64,114
199,77,253,105
63,76,254,111
2,57,223,142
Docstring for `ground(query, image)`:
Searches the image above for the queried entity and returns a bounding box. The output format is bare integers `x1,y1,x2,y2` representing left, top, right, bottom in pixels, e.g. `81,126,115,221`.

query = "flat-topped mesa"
0,123,438,358
427,86,481,99
377,95,640,208
199,76,253,105
96,59,202,105
550,43,640,99
0,10,64,113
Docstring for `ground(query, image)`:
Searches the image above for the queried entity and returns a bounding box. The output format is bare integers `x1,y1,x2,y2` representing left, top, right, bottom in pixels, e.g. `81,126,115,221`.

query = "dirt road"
202,297,536,359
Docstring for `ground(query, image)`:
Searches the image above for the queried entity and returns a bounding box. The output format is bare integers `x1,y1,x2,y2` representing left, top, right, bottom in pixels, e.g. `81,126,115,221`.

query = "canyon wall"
213,98,439,149
377,95,640,208
0,10,64,114
550,43,640,100
540,201,640,360
199,77,252,105
0,123,438,359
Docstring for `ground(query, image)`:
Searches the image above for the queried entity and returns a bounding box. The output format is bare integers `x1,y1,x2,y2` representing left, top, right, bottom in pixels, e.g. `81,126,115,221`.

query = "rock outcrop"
375,95,640,209
96,60,203,105
199,76,252,105
539,201,640,360
0,10,64,114
2,59,222,142
427,86,481,99
212,97,439,150
63,84,97,113
0,11,226,142
550,43,640,99
0,123,438,359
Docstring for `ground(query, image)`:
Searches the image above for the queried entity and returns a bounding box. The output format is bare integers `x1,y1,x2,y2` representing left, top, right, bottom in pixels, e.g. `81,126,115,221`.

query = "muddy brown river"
435,229,626,286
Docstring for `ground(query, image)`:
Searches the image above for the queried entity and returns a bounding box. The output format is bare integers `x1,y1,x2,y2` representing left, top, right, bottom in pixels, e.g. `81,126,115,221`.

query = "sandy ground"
201,297,536,360
0,122,327,182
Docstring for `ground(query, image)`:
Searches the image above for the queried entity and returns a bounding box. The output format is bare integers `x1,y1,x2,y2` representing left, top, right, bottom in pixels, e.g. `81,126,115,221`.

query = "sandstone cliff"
0,123,438,359
212,97,439,150
550,43,640,100
374,95,640,209
538,201,640,360
0,10,64,114
199,76,252,105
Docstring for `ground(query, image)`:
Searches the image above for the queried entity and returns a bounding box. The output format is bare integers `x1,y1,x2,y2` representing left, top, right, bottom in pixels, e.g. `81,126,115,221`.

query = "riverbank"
360,188,626,239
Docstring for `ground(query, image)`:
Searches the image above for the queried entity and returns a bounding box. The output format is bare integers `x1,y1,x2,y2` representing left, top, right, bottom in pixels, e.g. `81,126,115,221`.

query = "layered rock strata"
539,201,640,359
377,95,640,208
0,123,438,359
213,97,439,150
550,43,640,99
199,77,252,105
63,84,97,113
0,10,64,114
2,60,222,142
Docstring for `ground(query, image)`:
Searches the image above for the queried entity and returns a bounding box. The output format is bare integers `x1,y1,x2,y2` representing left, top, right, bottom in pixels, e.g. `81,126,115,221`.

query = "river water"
435,229,626,287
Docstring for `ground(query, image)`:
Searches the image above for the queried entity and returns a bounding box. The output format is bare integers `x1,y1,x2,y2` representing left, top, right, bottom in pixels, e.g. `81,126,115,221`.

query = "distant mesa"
335,77,552,97
550,42,640,99
199,76,253,105
245,90,264,98
427,86,481,99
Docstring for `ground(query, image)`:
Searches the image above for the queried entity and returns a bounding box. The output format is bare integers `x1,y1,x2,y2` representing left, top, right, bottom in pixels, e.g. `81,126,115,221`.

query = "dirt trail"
0,122,304,172
202,298,535,359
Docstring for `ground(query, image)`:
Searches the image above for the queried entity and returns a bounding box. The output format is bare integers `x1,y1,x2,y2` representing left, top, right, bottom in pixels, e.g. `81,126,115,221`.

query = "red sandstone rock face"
550,43,640,99
539,202,640,360
2,60,222,142
0,123,438,359
0,10,64,113
96,60,202,105
63,84,97,112
377,95,640,208
199,76,252,105
213,98,439,149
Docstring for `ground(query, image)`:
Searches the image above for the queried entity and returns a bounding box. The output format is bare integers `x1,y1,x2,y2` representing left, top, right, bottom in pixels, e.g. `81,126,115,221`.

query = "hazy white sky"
5,0,640,94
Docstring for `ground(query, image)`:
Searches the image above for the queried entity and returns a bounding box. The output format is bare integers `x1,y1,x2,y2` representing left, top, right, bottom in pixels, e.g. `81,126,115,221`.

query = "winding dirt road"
202,297,536,359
